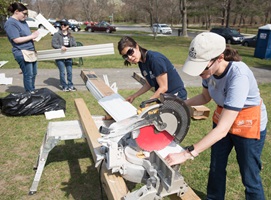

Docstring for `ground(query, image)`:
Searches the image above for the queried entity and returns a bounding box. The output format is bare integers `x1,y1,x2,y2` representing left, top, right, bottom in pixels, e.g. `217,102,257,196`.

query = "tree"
0,0,17,30
0,0,14,16
179,0,188,37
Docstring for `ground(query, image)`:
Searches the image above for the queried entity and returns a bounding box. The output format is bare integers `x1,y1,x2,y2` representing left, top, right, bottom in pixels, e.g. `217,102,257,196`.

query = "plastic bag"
0,88,66,116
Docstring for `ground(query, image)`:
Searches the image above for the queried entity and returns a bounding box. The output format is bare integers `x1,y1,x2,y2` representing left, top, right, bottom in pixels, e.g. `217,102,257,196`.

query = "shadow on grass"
37,140,206,200
62,140,107,200
5,85,25,93
43,77,61,89
44,140,106,199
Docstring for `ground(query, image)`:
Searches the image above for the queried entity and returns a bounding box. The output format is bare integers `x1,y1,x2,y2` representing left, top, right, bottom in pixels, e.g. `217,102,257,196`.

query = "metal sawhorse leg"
29,120,84,195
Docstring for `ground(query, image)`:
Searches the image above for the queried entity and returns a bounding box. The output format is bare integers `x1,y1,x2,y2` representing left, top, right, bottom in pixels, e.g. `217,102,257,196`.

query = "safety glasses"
204,57,218,71
122,48,134,60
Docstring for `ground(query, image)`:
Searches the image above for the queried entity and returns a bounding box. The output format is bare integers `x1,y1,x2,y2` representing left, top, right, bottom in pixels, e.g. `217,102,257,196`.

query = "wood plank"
132,72,155,92
80,70,115,97
169,186,201,200
74,98,129,200
180,186,201,200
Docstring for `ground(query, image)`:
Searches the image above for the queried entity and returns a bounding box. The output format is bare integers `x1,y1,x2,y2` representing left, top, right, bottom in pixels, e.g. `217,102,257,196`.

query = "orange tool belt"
213,104,261,139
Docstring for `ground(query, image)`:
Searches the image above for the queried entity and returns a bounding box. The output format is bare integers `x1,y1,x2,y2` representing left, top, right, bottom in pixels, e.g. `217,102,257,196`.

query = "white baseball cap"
182,32,226,76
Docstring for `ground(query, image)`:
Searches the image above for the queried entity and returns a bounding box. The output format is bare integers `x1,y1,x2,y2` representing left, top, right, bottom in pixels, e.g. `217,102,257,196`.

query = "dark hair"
223,45,242,61
117,36,147,66
7,2,28,13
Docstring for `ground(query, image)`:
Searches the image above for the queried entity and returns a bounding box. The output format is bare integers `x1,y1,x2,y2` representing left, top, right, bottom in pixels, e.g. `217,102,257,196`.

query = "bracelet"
184,151,194,160
185,145,199,158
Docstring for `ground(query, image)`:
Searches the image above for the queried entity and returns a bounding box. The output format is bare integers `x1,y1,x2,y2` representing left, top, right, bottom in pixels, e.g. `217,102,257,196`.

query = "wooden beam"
80,70,115,97
74,98,128,200
169,186,201,200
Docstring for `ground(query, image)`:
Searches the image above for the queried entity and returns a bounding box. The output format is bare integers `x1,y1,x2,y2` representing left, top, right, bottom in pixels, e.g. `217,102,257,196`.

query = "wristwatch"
185,145,199,158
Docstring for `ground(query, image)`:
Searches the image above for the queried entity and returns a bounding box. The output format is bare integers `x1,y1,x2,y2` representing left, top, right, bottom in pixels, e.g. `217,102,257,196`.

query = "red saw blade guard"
135,125,174,151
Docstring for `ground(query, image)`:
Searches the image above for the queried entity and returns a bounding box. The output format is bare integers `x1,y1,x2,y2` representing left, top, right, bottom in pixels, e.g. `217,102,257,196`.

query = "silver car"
152,23,172,34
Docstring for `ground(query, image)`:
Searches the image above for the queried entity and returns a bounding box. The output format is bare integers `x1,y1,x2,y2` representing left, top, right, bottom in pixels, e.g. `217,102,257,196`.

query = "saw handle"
140,98,161,108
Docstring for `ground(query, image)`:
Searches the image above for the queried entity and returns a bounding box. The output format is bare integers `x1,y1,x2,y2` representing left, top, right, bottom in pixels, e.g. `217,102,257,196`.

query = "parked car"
152,23,172,34
25,17,45,29
53,21,81,32
85,21,116,33
68,19,80,25
242,35,257,47
47,18,56,24
210,27,244,44
84,21,98,26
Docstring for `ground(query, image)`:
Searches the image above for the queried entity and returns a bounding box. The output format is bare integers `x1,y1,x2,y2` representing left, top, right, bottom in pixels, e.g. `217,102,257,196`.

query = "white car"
47,18,56,24
68,19,80,25
152,23,172,34
26,17,45,29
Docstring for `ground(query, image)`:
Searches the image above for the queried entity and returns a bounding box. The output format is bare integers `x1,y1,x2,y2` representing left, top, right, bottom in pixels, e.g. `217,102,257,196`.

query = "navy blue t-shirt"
139,50,187,99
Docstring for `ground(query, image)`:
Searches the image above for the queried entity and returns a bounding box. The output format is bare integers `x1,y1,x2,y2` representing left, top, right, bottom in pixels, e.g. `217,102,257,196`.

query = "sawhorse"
29,120,84,195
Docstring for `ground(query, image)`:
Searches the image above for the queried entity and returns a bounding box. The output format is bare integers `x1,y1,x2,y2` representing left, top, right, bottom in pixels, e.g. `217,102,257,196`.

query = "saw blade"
135,125,174,151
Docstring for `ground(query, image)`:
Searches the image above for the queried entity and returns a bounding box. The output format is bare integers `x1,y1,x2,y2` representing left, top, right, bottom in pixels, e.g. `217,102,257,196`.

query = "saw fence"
78,70,201,200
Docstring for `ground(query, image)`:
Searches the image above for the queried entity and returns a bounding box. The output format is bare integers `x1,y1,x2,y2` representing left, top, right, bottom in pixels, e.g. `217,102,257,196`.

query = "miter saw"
96,93,191,199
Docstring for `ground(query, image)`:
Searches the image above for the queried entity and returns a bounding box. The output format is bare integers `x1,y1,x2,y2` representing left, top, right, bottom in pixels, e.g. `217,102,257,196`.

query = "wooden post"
74,98,128,200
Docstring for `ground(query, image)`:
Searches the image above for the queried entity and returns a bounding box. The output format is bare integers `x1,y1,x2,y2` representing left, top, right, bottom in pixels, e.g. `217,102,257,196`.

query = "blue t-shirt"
202,61,267,130
139,50,187,99
4,17,35,57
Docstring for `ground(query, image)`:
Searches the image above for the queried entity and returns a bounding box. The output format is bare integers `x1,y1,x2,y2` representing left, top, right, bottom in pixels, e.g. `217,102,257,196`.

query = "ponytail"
223,45,242,61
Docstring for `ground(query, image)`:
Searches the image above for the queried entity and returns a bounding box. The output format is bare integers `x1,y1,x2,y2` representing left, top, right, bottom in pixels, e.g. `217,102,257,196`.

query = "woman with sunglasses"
52,19,77,92
118,36,187,103
4,2,40,92
165,32,267,200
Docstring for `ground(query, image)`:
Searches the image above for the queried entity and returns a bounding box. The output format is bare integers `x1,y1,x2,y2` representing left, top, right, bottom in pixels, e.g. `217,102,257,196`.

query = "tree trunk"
225,0,231,28
180,0,188,37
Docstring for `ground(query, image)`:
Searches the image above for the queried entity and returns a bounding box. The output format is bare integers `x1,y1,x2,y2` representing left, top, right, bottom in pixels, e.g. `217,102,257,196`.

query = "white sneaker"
69,87,77,92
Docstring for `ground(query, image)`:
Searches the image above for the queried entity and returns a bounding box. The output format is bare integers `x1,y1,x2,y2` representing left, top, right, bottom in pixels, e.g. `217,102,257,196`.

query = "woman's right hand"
126,95,135,103
31,30,39,39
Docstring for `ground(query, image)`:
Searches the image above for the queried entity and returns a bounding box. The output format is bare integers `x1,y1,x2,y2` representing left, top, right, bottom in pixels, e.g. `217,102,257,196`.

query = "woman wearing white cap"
165,32,267,200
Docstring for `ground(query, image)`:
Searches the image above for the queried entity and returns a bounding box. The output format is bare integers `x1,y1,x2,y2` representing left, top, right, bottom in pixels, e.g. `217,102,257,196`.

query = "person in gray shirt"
52,19,77,91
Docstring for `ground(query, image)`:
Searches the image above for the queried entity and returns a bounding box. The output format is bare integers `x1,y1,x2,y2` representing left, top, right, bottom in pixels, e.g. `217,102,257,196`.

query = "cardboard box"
190,105,210,120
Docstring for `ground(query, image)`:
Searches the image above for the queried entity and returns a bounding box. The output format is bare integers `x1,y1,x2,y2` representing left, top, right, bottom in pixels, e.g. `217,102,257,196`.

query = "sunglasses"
21,11,28,16
122,48,134,60
204,57,218,71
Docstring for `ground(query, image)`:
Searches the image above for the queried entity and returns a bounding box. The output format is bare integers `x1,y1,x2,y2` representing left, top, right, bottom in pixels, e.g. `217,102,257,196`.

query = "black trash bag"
0,88,66,116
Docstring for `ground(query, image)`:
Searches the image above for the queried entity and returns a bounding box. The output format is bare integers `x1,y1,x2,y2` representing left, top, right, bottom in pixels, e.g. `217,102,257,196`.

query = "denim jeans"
176,88,187,100
15,54,37,92
55,59,73,89
206,126,266,200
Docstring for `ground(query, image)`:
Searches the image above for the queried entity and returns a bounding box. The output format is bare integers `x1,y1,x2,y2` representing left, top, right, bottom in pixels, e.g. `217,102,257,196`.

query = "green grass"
0,85,270,200
0,30,270,70
0,31,270,199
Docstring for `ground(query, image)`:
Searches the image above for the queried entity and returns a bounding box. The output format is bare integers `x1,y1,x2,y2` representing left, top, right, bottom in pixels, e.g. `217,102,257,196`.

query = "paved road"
0,67,270,93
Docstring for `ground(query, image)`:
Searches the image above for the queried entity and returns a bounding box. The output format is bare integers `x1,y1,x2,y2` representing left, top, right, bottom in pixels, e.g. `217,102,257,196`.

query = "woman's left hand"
61,46,67,51
165,151,191,166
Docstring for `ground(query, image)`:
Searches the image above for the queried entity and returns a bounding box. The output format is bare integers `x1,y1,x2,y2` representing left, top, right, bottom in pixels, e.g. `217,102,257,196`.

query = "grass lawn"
0,30,270,199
